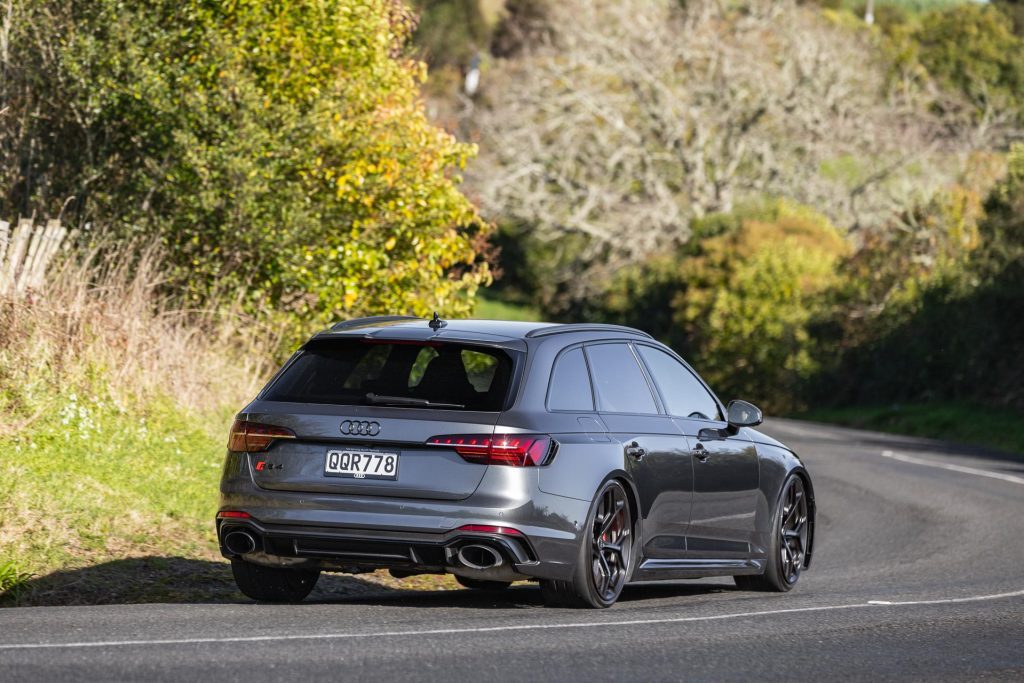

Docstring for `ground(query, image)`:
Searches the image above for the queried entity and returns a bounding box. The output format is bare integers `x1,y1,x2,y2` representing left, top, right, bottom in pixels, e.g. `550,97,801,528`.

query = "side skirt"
629,557,766,582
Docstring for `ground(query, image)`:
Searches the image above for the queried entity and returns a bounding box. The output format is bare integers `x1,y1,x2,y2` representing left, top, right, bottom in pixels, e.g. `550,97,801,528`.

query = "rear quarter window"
584,343,659,414
547,347,595,411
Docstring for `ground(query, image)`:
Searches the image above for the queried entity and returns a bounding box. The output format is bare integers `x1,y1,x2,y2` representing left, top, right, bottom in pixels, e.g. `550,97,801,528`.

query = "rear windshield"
262,339,516,411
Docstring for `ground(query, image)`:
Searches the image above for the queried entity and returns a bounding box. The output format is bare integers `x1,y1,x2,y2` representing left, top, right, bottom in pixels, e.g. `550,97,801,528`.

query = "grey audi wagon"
217,315,815,608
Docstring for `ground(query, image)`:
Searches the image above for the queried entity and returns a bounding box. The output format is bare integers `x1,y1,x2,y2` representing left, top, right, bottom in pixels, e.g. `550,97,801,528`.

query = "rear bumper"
218,462,589,581
217,517,550,582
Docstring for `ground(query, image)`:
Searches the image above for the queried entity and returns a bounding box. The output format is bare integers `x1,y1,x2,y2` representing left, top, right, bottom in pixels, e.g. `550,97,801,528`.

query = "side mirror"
726,400,763,428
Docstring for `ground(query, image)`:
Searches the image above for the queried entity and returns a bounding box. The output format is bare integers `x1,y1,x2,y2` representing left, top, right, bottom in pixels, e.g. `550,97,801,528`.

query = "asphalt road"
3,419,1024,682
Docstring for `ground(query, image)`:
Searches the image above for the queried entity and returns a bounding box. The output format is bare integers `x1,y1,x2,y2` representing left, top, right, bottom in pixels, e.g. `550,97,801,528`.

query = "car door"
635,344,759,560
584,342,693,560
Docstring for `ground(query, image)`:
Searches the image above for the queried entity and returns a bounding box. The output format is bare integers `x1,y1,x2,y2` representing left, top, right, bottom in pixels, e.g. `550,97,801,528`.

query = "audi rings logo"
340,420,381,437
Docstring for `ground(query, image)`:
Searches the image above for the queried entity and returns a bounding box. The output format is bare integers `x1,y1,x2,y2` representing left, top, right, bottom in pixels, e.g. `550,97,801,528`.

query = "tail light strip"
228,419,296,453
426,434,555,467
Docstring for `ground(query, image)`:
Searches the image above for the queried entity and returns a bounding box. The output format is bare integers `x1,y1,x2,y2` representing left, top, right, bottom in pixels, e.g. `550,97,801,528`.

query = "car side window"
547,347,595,411
636,345,722,421
585,343,659,414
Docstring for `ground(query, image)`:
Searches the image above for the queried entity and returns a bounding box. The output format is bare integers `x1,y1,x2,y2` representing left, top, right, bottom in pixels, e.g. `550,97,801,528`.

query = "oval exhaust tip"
224,530,257,555
457,544,503,570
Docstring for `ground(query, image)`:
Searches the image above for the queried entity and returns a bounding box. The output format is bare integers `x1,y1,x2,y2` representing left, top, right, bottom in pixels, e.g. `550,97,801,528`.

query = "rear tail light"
227,419,296,453
426,434,555,467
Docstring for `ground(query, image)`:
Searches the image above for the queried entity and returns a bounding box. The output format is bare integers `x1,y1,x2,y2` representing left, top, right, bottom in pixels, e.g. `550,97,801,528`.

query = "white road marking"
1,588,1022,651
880,450,1024,486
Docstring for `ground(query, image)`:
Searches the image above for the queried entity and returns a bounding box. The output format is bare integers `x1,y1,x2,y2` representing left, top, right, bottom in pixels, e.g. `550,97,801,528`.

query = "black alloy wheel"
542,479,633,608
735,473,809,592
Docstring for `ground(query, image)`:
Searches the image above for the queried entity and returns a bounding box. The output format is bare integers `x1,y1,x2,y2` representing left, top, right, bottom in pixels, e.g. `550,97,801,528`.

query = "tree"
0,0,490,335
916,4,1024,123
816,147,1024,410
467,0,962,313
993,0,1024,37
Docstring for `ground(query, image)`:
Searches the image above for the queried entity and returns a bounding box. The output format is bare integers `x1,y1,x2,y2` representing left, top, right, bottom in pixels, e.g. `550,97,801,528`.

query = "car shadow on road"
1,556,402,608
2,556,737,610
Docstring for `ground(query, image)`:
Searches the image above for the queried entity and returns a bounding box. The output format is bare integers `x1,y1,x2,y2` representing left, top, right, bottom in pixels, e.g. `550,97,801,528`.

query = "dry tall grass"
0,241,277,433
0,238,286,603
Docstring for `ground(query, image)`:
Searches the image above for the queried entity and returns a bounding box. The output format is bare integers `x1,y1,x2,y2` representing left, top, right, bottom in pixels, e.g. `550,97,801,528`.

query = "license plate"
324,449,399,480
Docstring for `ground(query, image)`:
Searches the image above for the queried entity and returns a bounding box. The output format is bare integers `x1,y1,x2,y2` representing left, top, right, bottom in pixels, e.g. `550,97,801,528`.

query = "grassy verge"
800,402,1024,455
1,395,231,604
1,396,458,606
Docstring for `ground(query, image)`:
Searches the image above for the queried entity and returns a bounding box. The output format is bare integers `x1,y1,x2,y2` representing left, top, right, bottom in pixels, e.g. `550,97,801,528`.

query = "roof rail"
525,323,653,339
330,315,421,331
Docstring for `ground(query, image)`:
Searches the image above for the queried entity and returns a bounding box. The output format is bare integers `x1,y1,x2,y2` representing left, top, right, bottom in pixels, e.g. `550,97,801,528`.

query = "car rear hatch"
237,337,521,501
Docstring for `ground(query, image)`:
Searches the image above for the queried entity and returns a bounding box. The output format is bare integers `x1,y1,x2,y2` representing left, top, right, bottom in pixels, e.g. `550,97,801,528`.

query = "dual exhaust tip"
223,530,258,555
456,544,503,570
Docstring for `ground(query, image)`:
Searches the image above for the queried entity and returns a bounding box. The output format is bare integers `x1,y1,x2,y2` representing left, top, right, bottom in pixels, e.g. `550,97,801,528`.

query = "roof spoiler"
330,315,421,331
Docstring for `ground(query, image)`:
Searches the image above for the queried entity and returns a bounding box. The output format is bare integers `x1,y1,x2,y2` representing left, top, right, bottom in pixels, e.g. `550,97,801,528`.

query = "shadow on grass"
2,556,737,609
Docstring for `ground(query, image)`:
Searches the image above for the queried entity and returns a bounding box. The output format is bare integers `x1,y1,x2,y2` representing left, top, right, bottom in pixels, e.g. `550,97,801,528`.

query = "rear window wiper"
365,392,465,409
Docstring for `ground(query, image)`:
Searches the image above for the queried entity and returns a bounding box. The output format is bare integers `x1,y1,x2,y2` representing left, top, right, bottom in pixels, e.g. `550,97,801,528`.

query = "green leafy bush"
591,201,847,412
1,1,490,339
673,204,847,411
915,4,1024,118
993,0,1024,36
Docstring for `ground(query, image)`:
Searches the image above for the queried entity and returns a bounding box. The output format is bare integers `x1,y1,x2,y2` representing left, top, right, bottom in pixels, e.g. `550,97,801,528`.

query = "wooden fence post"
0,218,67,297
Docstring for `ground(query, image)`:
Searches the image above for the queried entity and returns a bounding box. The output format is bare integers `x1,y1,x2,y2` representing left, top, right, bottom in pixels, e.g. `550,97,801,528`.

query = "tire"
735,473,809,592
455,576,513,592
541,479,633,608
231,558,320,603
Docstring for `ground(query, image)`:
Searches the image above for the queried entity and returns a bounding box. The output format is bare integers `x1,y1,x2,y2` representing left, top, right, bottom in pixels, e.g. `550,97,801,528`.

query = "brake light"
227,420,296,453
457,524,523,536
425,434,554,466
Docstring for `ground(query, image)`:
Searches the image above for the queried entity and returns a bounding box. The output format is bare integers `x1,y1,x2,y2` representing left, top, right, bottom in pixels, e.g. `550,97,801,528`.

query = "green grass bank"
801,402,1024,455
1,398,459,606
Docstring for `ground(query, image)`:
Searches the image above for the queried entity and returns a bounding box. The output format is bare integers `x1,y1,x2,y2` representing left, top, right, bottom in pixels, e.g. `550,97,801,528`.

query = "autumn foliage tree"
592,201,847,412
0,0,490,335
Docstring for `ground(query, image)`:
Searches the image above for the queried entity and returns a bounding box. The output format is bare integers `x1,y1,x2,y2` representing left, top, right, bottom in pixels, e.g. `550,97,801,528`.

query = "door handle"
625,442,647,460
692,443,710,461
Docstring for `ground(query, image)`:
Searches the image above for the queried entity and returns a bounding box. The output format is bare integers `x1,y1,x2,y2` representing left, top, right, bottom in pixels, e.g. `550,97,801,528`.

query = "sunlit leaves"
5,0,490,345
